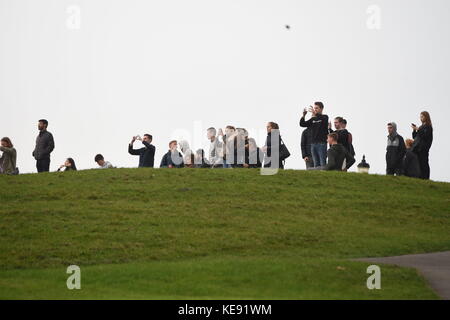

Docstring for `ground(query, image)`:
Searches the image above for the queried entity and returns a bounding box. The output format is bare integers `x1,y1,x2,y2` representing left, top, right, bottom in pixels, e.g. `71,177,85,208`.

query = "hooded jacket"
300,114,329,144
386,122,406,170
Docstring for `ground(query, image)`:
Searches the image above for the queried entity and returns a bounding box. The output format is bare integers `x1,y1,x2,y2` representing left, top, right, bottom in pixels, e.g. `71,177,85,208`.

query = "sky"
1,0,449,181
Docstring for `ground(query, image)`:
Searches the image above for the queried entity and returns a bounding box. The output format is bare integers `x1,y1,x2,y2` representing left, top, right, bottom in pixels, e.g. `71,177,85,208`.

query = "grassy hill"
0,168,449,299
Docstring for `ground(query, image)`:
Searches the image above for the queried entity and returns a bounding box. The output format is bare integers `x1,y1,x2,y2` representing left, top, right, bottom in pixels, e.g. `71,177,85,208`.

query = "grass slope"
0,168,449,299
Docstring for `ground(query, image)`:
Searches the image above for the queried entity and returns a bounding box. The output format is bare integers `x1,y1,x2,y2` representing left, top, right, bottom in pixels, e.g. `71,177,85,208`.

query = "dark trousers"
386,167,402,176
305,157,314,169
417,151,430,180
36,158,51,173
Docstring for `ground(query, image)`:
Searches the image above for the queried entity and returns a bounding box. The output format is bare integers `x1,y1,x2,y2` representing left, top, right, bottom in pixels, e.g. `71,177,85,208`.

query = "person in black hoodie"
386,122,406,176
403,139,421,178
128,134,156,167
325,133,355,171
299,102,329,167
301,127,314,169
160,140,184,168
329,117,353,156
411,111,433,180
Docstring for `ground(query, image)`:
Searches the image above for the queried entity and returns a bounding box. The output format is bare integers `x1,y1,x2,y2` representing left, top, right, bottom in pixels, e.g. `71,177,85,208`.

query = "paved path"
355,251,450,300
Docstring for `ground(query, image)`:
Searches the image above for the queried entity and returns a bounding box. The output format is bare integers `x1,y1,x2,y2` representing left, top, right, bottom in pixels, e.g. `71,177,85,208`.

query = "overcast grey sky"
1,0,449,181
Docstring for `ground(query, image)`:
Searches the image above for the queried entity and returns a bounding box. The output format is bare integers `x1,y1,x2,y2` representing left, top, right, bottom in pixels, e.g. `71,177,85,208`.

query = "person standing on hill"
300,102,329,167
412,111,433,180
207,127,223,168
128,134,156,168
340,118,356,157
325,133,355,171
33,119,55,173
403,139,421,179
0,137,17,175
301,127,314,169
386,122,406,176
329,117,353,156
218,126,236,168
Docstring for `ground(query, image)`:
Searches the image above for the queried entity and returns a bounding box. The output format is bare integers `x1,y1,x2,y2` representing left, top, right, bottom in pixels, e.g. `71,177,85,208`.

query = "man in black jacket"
32,119,55,173
299,102,329,167
160,140,184,168
128,134,156,168
325,133,355,171
300,127,313,169
386,122,406,175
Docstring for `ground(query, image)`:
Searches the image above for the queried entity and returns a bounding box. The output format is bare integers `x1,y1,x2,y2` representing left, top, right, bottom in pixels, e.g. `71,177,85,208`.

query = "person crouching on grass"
325,133,355,171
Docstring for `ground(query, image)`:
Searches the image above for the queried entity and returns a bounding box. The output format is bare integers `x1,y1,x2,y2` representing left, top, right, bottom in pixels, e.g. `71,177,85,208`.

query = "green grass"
0,168,449,299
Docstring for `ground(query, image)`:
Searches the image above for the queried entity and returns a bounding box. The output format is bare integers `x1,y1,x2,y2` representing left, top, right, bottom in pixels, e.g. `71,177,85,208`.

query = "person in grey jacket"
0,137,17,175
386,122,406,176
32,119,55,173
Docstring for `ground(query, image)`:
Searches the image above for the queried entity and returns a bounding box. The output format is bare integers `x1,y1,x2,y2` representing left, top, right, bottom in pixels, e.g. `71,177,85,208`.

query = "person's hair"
66,158,77,170
314,102,324,110
420,111,432,127
39,119,49,127
342,118,347,125
387,122,394,127
196,149,205,157
226,125,235,131
334,116,344,123
405,139,414,149
169,140,177,147
268,122,279,130
237,128,248,137
1,137,13,148
143,134,152,141
94,154,104,162
207,127,217,135
328,132,338,142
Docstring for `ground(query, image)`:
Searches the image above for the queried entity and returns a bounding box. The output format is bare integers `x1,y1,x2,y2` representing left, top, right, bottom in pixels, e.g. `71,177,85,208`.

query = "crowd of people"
0,103,434,180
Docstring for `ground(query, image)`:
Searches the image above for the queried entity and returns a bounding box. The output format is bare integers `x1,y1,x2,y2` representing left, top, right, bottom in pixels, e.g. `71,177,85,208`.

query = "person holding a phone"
299,102,329,167
411,111,433,179
128,134,156,168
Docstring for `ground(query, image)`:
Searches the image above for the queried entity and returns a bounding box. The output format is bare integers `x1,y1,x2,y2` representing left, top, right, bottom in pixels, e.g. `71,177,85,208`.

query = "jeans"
311,143,327,167
36,158,51,173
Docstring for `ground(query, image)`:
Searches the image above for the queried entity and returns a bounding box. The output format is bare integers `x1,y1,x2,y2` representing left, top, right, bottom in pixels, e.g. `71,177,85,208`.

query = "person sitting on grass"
194,149,210,168
94,154,114,169
57,158,77,172
0,137,17,175
160,140,184,168
325,133,355,171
